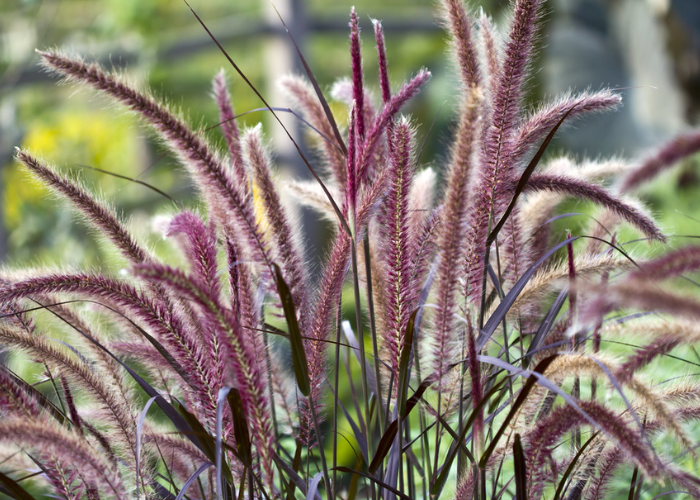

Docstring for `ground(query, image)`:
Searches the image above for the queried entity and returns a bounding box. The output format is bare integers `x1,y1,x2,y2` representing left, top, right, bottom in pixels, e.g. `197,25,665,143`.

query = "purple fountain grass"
620,129,700,191
478,11,500,95
519,173,666,241
615,339,680,384
243,127,308,313
525,401,661,482
6,0,700,498
132,262,275,486
631,244,700,281
16,149,149,264
441,0,480,92
462,0,544,302
280,75,347,188
212,71,245,171
168,212,221,300
0,365,44,418
0,272,220,421
349,8,366,142
583,279,700,324
37,50,271,275
225,235,264,362
0,418,128,499
0,324,137,464
373,19,391,104
509,90,622,168
303,166,392,443
430,1,484,386
379,120,416,381
356,69,431,183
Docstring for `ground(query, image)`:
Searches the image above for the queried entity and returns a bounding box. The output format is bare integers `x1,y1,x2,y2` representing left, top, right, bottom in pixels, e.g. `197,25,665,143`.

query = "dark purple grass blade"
284,442,303,500
478,236,577,351
513,434,527,500
271,452,320,500
75,163,179,207
0,470,37,500
397,309,419,416
273,264,310,397
526,289,567,362
429,379,508,497
173,462,213,500
333,467,413,500
271,6,347,156
183,0,351,238
205,106,344,154
228,388,252,466
327,384,369,463
478,355,558,468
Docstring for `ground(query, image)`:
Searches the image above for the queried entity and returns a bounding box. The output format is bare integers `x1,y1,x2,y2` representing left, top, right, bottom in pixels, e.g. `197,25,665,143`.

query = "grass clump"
3,0,700,499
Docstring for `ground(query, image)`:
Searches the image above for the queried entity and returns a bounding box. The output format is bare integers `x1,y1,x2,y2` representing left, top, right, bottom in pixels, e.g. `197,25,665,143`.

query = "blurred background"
1,0,700,269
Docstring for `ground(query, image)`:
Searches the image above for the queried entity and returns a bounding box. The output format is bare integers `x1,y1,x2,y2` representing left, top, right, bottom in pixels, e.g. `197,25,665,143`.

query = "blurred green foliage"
1,0,698,269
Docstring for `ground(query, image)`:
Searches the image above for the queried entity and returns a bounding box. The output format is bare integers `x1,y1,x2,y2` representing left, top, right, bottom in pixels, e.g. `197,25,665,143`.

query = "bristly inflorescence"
3,0,700,498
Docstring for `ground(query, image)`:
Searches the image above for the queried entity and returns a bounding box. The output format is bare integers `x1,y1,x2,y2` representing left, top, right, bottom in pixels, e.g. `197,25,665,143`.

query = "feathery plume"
520,173,665,242
620,129,700,191
509,90,622,168
243,127,308,314
0,325,137,463
212,71,245,172
583,279,700,323
373,19,391,104
132,262,275,486
441,0,480,90
631,244,700,281
37,50,270,271
380,120,415,380
0,272,219,420
349,8,366,141
280,75,347,188
356,69,431,182
0,419,127,499
478,11,500,94
168,211,221,300
15,149,149,264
